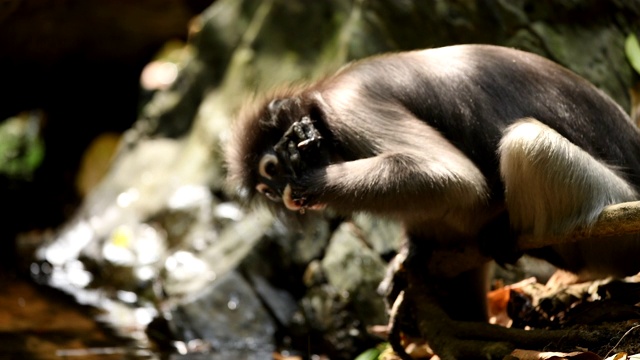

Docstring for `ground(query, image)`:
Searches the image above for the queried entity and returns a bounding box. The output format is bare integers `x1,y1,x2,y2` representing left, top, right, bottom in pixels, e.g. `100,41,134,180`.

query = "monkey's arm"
274,109,490,216
307,154,484,211
288,150,488,218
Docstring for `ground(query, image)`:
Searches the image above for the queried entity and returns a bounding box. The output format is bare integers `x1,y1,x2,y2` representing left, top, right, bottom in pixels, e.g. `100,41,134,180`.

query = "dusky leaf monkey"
226,44,640,358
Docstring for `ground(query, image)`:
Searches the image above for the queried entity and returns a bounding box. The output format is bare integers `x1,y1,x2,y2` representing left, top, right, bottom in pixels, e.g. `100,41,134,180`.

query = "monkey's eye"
256,183,280,202
258,153,279,180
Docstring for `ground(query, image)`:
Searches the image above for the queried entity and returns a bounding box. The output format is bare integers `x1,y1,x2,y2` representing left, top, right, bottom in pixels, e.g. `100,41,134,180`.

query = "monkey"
225,44,640,358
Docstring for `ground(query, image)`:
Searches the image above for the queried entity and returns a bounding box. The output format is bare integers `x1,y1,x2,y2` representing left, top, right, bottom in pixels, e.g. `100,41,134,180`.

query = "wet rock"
300,284,376,359
237,213,332,330
289,215,333,266
169,270,275,359
247,272,298,327
157,208,305,358
162,250,216,296
295,220,390,357
161,208,273,298
303,260,326,288
152,184,217,250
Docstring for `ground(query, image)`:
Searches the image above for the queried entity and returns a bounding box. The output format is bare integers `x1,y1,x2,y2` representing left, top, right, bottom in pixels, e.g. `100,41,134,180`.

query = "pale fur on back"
499,118,638,236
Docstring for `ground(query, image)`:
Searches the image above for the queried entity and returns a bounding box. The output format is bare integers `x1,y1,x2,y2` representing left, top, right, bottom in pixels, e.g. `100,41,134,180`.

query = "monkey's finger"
274,122,303,153
286,141,302,176
296,118,322,142
299,117,317,135
274,140,296,176
297,139,314,148
287,141,300,162
274,131,292,153
304,125,322,140
298,124,323,149
277,122,306,152
280,124,296,139
292,123,307,140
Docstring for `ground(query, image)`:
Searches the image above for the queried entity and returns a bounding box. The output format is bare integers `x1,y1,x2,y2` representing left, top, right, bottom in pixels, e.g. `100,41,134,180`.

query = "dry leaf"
510,349,602,360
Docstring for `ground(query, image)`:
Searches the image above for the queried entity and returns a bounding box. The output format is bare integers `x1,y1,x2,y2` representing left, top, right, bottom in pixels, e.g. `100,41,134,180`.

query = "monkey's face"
254,152,286,202
227,93,329,213
254,151,315,212
226,103,301,211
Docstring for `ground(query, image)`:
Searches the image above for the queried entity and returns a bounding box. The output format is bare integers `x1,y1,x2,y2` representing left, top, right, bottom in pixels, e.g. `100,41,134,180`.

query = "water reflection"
16,182,272,359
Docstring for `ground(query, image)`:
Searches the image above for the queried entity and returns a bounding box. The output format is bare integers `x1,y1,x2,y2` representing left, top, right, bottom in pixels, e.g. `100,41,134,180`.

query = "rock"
321,222,389,327
299,284,368,359
351,213,403,258
169,270,275,359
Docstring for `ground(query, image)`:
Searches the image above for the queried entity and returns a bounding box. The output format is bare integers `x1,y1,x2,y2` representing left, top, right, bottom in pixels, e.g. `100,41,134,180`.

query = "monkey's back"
322,44,640,277
330,44,640,196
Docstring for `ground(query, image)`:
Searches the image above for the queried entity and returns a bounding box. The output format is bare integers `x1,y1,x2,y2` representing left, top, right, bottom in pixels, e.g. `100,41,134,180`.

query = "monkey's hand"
273,116,326,178
273,117,329,212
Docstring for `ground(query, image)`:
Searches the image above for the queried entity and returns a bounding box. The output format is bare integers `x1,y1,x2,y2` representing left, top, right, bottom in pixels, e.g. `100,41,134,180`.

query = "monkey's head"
226,89,312,209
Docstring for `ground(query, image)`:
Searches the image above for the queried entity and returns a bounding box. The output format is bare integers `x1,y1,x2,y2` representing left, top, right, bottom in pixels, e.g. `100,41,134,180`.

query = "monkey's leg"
404,274,611,360
381,238,514,359
499,117,637,237
500,117,640,276
379,247,424,360
396,267,613,360
384,257,515,360
385,239,612,359
387,292,414,360
407,288,514,360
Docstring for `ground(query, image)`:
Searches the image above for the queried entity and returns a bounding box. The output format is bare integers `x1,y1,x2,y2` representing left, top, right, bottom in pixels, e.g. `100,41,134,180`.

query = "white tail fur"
499,118,637,236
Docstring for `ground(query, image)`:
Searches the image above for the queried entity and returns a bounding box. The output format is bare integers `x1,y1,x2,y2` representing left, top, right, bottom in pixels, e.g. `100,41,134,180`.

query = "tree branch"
516,200,640,250
427,201,640,277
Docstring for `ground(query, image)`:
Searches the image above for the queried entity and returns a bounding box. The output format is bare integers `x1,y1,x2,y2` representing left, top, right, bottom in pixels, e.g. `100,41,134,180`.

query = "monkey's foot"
389,274,612,360
394,283,515,360
385,281,514,360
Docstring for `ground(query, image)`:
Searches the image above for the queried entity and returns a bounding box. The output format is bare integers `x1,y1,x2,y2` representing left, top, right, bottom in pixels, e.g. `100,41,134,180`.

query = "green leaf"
354,347,381,360
626,33,640,75
0,115,45,179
